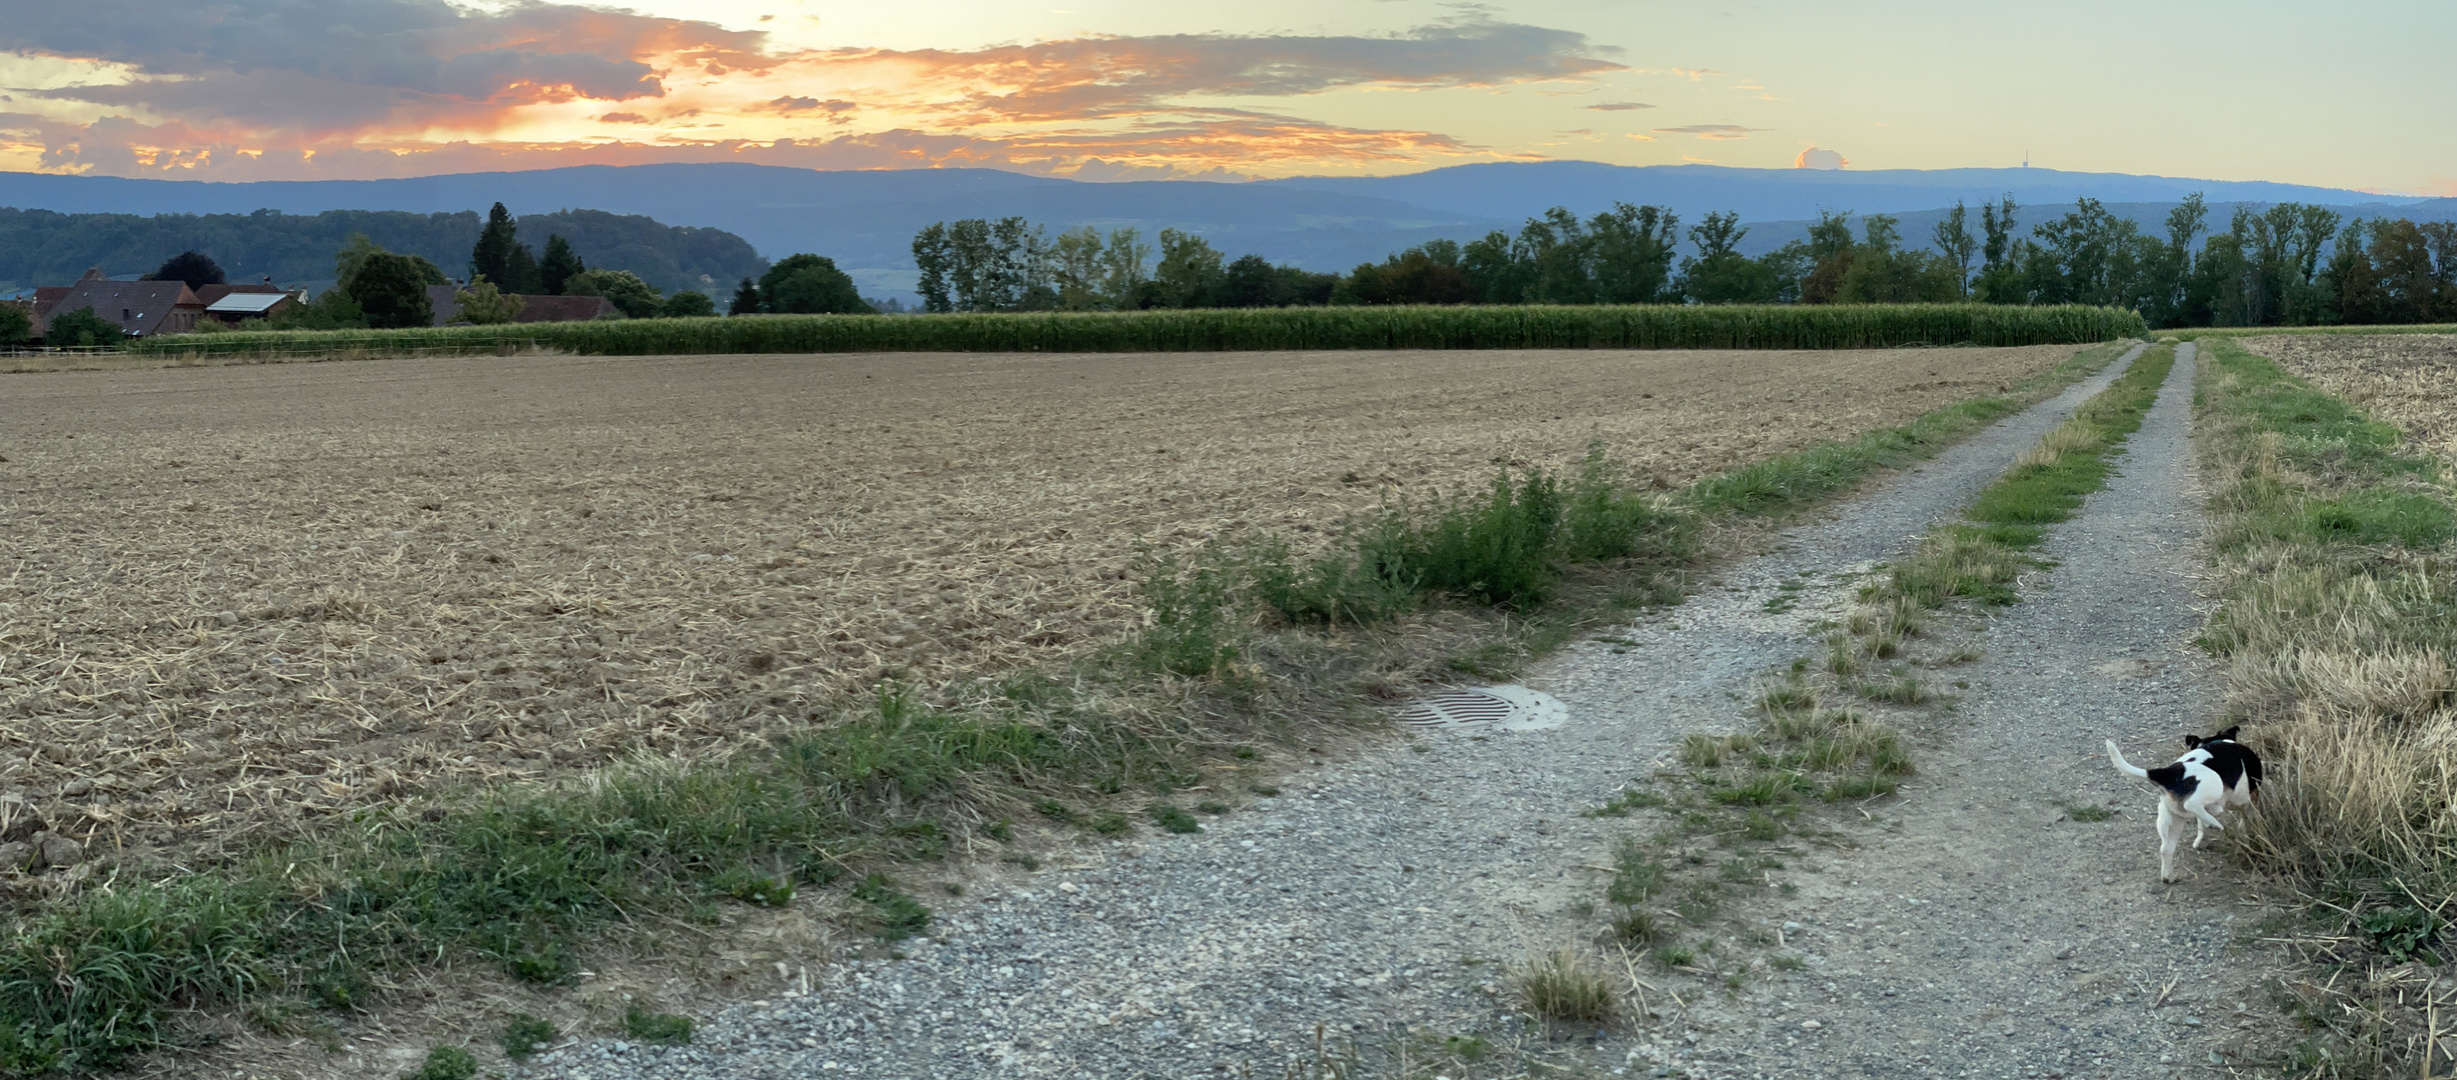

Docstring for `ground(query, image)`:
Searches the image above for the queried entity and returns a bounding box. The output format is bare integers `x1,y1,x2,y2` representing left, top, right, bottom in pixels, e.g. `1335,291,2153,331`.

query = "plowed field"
0,345,2077,858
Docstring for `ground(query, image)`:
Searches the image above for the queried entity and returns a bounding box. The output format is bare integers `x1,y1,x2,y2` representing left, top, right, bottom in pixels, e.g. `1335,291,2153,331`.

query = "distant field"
2241,333,2457,467
0,344,2082,859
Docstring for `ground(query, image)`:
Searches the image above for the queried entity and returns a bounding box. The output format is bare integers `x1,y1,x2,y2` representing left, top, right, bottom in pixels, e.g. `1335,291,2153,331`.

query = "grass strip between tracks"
0,341,2135,1075
2188,335,2457,1077
1513,344,2176,1028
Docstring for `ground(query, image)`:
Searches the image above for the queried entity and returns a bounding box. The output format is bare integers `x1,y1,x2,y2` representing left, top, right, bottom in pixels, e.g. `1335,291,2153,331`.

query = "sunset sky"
3,0,2450,192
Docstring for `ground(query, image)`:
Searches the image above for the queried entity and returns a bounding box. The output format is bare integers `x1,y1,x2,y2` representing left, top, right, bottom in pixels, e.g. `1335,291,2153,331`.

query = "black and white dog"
2105,726,2264,883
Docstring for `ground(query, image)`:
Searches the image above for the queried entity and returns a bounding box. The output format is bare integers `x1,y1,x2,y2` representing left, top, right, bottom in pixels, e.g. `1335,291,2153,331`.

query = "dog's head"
2184,724,2243,750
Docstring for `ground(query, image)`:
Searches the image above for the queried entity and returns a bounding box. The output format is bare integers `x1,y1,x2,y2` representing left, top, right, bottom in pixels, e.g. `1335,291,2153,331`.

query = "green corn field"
131,303,2147,359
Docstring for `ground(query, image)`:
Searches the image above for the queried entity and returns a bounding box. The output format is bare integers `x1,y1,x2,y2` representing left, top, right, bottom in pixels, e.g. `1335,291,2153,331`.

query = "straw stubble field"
0,345,2080,861
2240,333,2457,468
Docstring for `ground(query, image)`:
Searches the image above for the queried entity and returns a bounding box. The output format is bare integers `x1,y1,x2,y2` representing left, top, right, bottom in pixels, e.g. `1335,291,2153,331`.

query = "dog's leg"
2156,801,2182,883
2189,799,2226,838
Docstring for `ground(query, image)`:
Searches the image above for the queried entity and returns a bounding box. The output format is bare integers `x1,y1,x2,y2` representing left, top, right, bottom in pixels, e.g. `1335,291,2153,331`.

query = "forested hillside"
0,207,766,295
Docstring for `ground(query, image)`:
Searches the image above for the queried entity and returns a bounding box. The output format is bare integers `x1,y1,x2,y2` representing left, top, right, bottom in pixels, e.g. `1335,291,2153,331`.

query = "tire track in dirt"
1662,342,2263,1080
512,346,2163,1080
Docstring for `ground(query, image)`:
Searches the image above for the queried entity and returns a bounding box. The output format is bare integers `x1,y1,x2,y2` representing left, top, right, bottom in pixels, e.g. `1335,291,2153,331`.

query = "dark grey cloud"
11,0,781,127
880,16,1625,121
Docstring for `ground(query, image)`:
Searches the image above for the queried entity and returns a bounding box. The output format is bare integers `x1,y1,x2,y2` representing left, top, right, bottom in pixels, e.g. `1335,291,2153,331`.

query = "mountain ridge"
0,162,2432,298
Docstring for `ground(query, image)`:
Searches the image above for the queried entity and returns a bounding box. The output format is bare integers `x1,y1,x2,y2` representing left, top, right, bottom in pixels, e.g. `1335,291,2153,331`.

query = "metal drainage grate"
1390,684,1567,732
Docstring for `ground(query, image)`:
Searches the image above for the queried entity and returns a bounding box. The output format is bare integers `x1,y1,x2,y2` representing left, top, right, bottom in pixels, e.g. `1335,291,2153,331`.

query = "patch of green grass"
1588,786,1669,817
498,1015,559,1061
1149,804,1203,834
1847,670,1933,705
2061,802,2115,823
1769,954,1807,972
1651,945,1697,969
406,1046,478,1080
1823,775,1901,802
1130,551,1244,678
851,874,932,941
1677,733,1728,769
621,1005,693,1045
715,869,795,908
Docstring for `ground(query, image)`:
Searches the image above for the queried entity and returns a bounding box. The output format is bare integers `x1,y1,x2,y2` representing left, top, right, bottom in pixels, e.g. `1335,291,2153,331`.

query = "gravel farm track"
0,341,2304,1080
481,344,2287,1080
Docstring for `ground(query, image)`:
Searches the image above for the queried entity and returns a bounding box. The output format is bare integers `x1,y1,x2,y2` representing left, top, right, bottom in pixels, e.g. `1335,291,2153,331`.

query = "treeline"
0,206,767,296
907,199,2457,329
911,222,1337,312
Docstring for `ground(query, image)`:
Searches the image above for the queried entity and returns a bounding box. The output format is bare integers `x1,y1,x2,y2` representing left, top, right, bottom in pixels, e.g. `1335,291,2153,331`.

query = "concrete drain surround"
1390,685,1567,732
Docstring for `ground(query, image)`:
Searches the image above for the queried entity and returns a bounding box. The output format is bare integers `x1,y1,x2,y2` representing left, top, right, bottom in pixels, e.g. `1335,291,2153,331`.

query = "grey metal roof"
205,292,291,314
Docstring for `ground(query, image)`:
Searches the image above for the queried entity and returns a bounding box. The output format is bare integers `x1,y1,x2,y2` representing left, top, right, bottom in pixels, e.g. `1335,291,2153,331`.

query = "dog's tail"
2105,739,2150,779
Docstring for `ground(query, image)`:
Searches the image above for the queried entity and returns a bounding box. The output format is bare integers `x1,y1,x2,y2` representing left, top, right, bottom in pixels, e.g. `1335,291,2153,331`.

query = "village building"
32,270,204,339
196,283,306,325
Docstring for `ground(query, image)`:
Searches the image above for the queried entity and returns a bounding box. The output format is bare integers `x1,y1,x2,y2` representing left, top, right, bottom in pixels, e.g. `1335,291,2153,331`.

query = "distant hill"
0,204,767,297
1262,161,2416,224
0,162,2426,301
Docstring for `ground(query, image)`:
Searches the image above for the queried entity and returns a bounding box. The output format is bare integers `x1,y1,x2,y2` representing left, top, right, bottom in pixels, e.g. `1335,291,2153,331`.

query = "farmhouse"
425,284,617,326
196,283,306,326
33,269,204,338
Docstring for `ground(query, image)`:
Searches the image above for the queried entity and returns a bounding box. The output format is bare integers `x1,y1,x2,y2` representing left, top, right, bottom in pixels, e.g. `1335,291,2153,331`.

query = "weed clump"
407,1046,478,1080
1510,950,1619,1023
852,874,932,941
499,1014,559,1060
622,1005,693,1045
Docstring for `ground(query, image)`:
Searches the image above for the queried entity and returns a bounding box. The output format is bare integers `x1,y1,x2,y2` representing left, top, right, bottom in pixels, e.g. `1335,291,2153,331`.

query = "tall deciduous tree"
149,250,226,290
1153,229,1224,308
912,223,954,312
565,269,661,318
351,252,441,329
760,254,870,314
1932,202,1976,298
1677,212,1781,304
1974,195,2021,303
449,277,524,325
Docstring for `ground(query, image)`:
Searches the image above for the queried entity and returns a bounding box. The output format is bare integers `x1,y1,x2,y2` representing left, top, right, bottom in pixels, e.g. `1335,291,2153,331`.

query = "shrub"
1130,552,1241,677
42,307,120,348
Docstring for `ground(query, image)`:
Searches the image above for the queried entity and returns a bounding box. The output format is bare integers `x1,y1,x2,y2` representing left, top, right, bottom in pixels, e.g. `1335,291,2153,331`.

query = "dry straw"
0,345,2083,864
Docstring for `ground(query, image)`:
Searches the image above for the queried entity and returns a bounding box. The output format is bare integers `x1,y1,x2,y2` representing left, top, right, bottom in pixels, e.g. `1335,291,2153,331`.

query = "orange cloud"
4,4,1620,181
